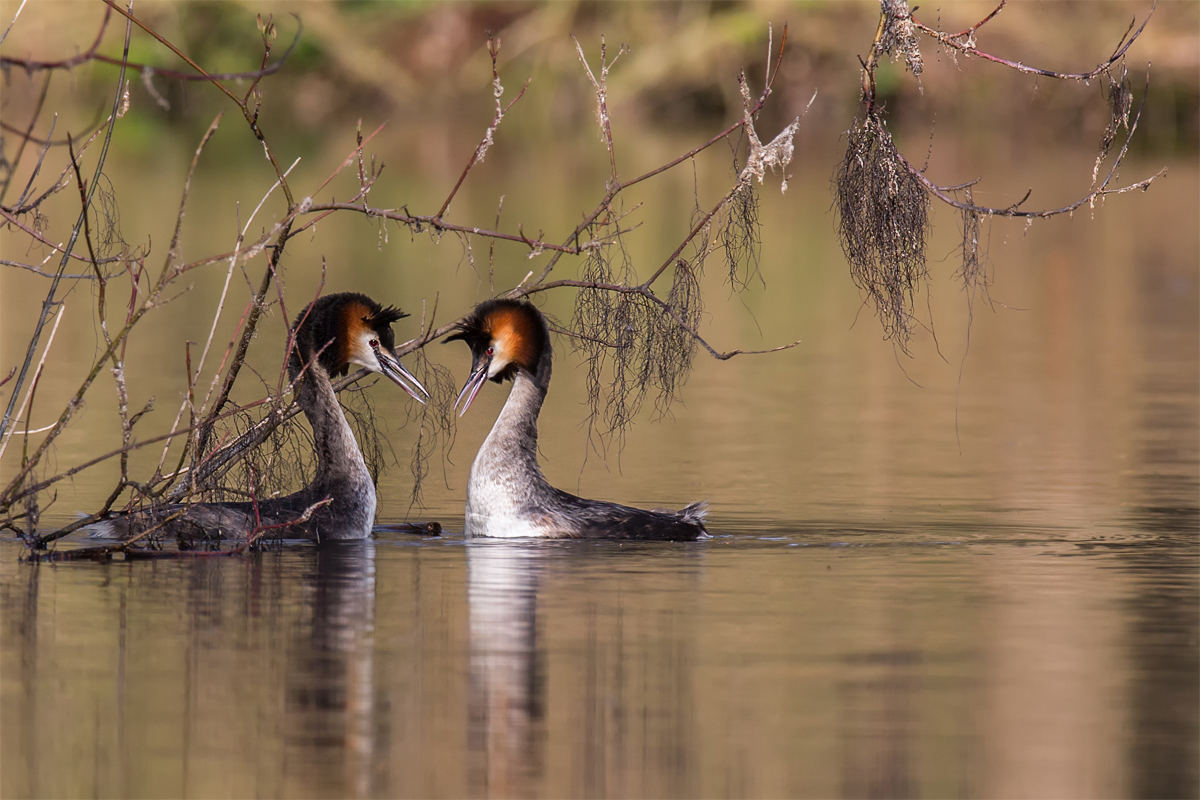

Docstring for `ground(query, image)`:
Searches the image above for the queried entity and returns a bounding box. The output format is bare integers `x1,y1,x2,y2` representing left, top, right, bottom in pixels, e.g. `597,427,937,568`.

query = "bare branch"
0,303,64,462
435,35,531,220
911,2,1154,81
573,35,626,182
0,4,133,444
896,72,1162,219
0,6,303,86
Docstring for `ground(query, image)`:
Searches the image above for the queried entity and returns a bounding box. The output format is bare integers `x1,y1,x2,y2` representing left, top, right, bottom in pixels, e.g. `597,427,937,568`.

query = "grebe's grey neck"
290,292,429,504
281,292,431,537
485,367,546,471
463,368,554,538
295,358,375,524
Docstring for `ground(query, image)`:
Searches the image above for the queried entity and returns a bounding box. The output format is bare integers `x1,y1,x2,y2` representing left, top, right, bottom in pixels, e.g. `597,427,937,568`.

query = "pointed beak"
374,345,428,404
454,355,491,417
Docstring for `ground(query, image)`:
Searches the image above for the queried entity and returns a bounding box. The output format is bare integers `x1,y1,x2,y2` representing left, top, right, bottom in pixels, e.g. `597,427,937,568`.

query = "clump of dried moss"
835,112,930,349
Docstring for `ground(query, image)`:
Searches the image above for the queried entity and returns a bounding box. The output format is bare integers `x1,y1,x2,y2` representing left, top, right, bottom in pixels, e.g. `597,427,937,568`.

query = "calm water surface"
1,517,1196,798
1,64,1197,799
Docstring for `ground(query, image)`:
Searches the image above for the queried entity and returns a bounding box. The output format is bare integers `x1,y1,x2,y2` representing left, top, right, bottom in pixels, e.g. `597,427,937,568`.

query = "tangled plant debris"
0,8,805,556
836,0,1162,351
836,112,930,349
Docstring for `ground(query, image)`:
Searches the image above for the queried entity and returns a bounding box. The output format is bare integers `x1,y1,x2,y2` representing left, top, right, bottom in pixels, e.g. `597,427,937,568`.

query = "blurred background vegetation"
7,0,1197,159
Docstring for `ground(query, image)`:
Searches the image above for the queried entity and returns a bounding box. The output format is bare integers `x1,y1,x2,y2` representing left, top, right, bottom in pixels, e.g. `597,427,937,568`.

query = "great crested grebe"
90,292,428,543
446,299,708,541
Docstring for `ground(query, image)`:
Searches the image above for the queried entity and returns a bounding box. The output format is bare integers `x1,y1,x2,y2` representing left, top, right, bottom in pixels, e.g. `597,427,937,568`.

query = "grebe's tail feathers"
679,500,709,526
81,513,120,539
651,500,708,537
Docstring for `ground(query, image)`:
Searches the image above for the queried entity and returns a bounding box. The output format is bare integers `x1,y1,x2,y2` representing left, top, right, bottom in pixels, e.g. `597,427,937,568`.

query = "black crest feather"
443,301,494,346
443,299,550,384
371,305,407,327
443,299,530,345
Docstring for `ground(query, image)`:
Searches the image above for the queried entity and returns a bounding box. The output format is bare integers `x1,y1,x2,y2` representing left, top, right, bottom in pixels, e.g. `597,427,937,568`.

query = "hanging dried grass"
835,112,930,349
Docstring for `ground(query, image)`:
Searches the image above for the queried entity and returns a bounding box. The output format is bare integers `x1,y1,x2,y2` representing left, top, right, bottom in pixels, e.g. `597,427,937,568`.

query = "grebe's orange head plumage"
445,299,550,416
290,292,428,402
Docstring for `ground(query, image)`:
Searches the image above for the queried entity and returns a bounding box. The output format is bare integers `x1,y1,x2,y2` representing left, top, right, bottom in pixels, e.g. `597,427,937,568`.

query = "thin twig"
0,0,30,48
0,2,132,444
1,73,51,205
435,35,530,219
911,3,1154,81
897,74,1161,218
0,303,64,462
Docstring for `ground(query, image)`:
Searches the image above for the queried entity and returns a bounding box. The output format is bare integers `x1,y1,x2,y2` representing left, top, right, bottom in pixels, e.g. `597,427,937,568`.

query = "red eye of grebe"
369,339,379,348
486,346,494,356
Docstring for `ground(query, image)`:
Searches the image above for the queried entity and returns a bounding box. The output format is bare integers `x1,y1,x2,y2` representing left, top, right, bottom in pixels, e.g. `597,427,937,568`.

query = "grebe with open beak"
90,292,428,543
446,299,707,541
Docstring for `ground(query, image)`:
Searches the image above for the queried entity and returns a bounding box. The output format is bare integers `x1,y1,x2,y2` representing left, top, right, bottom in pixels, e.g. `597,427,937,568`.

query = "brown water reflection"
2,524,1196,798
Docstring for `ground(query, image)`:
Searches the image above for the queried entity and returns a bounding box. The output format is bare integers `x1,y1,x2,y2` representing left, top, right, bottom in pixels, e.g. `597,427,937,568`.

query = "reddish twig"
232,496,333,554
896,72,1162,218
910,2,1153,81
0,5,302,85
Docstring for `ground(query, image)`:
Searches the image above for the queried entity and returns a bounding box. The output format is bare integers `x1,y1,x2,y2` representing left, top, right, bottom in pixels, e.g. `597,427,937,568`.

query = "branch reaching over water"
0,5,132,448
836,0,1162,351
